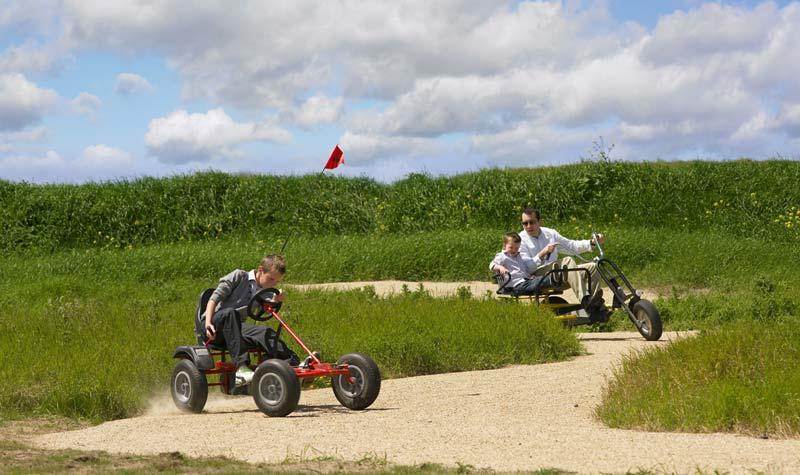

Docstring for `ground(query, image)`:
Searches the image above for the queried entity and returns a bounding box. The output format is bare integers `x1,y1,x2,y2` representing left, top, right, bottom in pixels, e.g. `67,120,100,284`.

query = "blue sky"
1,0,799,183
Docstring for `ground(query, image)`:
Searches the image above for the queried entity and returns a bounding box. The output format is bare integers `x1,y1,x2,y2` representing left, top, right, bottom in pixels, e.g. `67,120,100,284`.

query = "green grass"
3,160,800,250
0,282,581,421
596,319,800,436
1,226,799,291
2,222,800,431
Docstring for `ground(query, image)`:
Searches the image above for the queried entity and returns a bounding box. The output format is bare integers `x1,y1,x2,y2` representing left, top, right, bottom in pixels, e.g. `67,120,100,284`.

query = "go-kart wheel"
247,288,282,321
171,359,208,413
632,299,663,341
332,353,381,410
252,359,300,417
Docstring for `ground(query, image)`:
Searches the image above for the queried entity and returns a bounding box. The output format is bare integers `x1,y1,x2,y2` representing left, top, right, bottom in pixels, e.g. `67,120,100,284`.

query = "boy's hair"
259,254,287,274
503,232,521,244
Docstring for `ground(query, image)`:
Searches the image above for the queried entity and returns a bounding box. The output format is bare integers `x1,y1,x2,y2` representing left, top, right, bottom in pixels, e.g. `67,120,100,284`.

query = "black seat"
194,288,216,346
493,272,564,297
194,287,264,353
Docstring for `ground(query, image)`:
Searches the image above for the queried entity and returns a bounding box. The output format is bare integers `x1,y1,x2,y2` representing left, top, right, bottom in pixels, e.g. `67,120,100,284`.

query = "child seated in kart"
489,232,558,296
204,254,301,385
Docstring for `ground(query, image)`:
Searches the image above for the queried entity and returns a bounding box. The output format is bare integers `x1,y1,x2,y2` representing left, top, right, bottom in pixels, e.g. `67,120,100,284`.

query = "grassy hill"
2,159,799,250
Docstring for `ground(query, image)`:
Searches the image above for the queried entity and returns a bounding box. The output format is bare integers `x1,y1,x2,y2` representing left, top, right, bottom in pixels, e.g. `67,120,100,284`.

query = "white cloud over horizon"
1,1,800,182
145,108,292,164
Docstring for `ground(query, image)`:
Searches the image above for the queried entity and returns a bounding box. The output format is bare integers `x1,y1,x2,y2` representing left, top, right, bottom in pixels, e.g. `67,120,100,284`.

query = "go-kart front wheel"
632,299,663,341
332,353,381,410
171,359,208,413
252,359,300,417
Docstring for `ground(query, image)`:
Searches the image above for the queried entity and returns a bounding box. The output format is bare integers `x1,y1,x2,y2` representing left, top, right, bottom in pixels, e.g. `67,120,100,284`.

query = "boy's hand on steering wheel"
205,322,215,338
494,264,509,275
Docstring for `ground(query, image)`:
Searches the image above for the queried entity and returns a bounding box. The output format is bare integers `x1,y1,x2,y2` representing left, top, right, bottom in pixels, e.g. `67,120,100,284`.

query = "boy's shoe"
299,352,321,368
235,366,254,386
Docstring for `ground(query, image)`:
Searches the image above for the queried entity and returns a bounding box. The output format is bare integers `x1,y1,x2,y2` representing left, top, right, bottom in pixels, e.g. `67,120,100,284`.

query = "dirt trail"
34,331,800,474
285,280,695,301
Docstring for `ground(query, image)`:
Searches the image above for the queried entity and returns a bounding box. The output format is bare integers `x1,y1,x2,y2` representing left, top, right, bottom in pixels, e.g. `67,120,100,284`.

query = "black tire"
332,353,381,410
632,299,663,341
252,359,300,417
170,359,208,414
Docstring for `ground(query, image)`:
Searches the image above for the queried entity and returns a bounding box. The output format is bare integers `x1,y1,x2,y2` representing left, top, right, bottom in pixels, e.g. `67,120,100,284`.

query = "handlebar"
592,231,605,258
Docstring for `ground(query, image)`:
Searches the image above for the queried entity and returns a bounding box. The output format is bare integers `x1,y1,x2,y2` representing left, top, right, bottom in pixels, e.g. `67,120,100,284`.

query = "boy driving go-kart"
170,253,381,416
203,255,300,386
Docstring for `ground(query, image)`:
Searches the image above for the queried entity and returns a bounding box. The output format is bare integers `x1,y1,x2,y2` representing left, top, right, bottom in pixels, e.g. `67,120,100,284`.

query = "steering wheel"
495,272,513,294
247,287,282,321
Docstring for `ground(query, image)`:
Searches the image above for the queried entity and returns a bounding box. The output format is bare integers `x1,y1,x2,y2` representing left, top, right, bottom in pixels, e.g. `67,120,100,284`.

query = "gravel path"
34,331,800,474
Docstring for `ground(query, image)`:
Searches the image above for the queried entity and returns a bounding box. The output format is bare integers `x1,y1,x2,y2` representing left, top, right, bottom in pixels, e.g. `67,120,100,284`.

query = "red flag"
324,145,344,170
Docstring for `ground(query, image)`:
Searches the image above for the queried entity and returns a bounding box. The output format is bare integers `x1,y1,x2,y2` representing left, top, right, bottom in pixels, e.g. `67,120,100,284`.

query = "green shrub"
3,160,800,250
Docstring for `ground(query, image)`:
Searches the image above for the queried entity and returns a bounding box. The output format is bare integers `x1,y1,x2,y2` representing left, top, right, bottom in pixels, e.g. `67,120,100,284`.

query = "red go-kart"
170,288,381,417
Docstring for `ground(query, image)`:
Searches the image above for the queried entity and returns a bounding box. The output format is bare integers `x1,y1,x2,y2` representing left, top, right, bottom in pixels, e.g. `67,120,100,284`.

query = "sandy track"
286,280,680,301
34,331,800,474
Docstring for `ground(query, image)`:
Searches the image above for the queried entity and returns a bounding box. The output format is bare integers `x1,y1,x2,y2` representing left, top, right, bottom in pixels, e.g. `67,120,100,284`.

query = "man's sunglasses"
521,220,537,225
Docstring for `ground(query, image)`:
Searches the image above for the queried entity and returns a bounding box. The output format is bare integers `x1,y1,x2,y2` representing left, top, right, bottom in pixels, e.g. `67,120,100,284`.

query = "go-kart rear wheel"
171,359,208,413
332,353,381,410
632,299,663,341
252,359,300,417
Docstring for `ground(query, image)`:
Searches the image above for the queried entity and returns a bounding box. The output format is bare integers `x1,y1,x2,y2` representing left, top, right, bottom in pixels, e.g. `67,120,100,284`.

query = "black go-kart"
495,232,663,341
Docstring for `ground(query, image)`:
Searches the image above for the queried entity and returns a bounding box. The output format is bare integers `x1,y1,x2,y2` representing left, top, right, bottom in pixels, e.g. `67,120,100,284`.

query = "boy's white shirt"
489,251,537,288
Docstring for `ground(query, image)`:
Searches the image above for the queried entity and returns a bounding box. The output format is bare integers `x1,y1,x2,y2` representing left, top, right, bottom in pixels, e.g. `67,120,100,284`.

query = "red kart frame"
202,304,353,394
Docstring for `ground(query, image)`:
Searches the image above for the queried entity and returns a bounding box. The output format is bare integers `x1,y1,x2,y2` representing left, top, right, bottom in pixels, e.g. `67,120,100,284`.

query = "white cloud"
71,92,102,117
0,42,67,75
0,1,61,35
0,126,48,143
0,74,59,131
10,0,796,173
774,104,800,138
145,108,291,164
78,144,133,167
294,94,343,127
114,72,154,95
340,130,452,165
0,150,66,182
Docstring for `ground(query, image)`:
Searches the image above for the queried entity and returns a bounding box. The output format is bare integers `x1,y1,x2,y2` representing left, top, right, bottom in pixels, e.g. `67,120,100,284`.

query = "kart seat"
194,288,264,353
493,273,565,297
194,288,216,346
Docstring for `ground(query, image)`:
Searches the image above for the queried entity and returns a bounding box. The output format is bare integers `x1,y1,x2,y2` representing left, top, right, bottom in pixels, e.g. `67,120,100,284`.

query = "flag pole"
279,145,344,254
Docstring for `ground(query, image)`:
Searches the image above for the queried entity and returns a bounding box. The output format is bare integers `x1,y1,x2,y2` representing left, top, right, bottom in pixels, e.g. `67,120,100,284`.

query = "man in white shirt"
518,208,607,321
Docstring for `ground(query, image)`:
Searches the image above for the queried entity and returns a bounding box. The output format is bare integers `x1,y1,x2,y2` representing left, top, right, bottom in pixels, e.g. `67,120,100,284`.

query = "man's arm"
552,229,592,255
519,234,547,266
